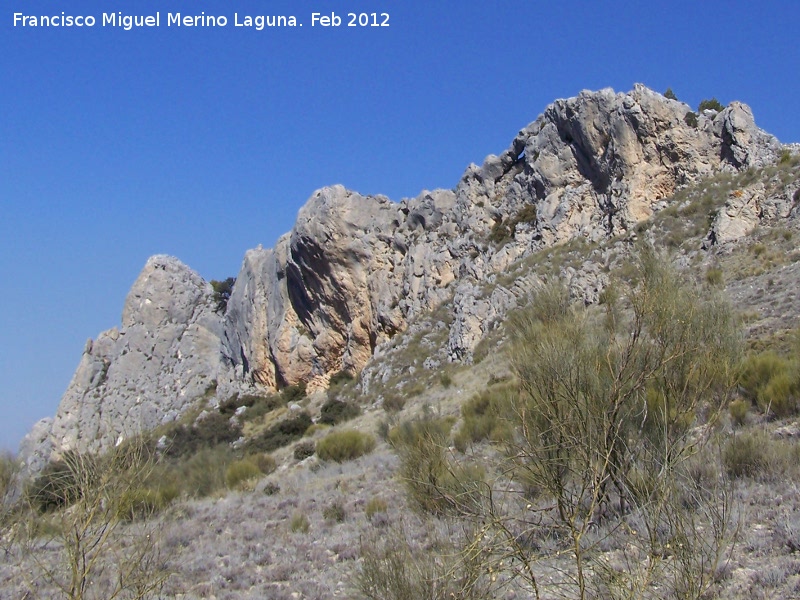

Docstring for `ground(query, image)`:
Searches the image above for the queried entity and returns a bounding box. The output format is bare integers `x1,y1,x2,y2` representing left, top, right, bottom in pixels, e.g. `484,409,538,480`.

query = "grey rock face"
42,256,224,461
24,85,785,465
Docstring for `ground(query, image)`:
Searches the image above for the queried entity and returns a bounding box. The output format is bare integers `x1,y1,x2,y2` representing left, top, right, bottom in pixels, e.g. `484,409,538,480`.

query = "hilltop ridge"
20,84,785,471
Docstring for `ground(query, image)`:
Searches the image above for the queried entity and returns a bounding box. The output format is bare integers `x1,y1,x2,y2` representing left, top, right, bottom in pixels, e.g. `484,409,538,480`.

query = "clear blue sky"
1,0,798,452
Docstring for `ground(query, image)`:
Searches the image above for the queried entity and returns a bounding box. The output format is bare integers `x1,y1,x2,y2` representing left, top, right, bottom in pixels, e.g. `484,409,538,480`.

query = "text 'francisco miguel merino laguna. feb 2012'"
12,11,391,30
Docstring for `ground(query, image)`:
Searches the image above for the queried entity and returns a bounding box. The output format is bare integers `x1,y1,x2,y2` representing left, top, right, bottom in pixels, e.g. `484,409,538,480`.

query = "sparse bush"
293,440,316,461
0,451,17,502
162,412,242,458
323,500,347,523
365,497,388,520
304,423,330,437
242,393,285,421
404,382,425,397
390,417,485,515
173,445,234,498
439,372,452,388
290,511,310,533
281,382,307,404
29,454,82,512
329,370,355,388
724,432,769,478
251,452,277,474
377,419,391,441
423,249,742,598
684,111,699,128
116,487,163,521
319,399,361,425
729,398,750,426
488,205,538,246
246,411,312,453
225,458,262,490
488,219,512,245
220,392,282,417
705,267,724,286
356,528,493,600
263,482,280,496
723,430,800,481
317,430,376,463
453,386,514,452
780,149,793,164
382,394,406,413
22,441,170,599
698,97,724,112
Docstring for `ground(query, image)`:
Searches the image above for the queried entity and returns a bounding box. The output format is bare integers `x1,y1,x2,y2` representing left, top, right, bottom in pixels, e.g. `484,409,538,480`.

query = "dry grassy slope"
4,155,800,599
148,154,799,600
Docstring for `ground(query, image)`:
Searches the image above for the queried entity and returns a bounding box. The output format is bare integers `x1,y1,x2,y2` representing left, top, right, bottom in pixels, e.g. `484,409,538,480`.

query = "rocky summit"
20,84,785,470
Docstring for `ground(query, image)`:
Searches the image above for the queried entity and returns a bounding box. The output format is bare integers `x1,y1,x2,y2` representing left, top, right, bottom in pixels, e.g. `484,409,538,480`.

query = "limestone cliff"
21,85,784,467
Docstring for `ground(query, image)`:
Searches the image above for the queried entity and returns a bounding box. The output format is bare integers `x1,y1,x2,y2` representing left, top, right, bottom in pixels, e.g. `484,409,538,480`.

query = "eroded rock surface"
25,256,224,467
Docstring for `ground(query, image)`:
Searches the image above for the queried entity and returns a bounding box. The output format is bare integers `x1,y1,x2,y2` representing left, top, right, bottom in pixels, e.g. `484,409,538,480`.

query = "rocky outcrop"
24,256,224,468
24,85,785,464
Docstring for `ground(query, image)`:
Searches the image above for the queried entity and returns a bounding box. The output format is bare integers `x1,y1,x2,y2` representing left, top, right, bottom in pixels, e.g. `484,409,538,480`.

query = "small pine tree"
664,87,678,101
698,97,724,112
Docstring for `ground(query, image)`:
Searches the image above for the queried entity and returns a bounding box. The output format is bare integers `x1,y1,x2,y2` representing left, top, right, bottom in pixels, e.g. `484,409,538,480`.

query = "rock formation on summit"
21,84,784,467
24,256,224,472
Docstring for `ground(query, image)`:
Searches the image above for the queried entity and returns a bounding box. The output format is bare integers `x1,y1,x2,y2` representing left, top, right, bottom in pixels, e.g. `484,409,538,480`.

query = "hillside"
3,85,800,599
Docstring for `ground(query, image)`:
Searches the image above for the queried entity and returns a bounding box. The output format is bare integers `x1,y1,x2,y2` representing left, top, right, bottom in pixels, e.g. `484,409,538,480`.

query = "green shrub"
684,111,699,128
220,392,282,417
225,458,262,490
780,149,793,165
664,87,678,101
388,416,455,450
0,452,18,502
263,482,280,496
281,382,307,404
453,386,514,452
739,351,799,417
323,500,347,523
488,205,538,246
290,511,310,533
729,398,750,427
383,394,406,413
439,372,453,388
246,411,312,453
365,496,388,520
329,370,355,388
319,399,361,425
304,423,330,437
761,371,798,417
251,452,277,474
210,277,235,313
293,440,316,460
317,430,376,463
388,416,485,515
723,431,800,480
724,432,768,478
489,220,512,245
705,267,724,286
174,446,234,498
163,412,242,458
116,488,163,521
698,97,724,112
243,393,285,421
